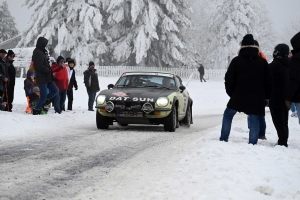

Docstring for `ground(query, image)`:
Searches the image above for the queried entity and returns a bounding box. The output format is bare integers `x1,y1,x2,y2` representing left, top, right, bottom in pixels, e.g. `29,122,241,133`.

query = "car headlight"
156,97,169,107
96,95,106,105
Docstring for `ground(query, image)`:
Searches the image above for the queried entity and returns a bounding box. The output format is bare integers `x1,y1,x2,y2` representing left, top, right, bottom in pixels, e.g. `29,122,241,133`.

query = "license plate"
117,111,143,118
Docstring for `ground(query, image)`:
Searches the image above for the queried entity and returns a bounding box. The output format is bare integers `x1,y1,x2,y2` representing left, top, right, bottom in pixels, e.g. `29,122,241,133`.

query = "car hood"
99,88,176,102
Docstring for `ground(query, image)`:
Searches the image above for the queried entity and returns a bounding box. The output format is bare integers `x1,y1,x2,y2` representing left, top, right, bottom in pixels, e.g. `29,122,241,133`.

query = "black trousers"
67,89,73,110
3,85,14,111
269,107,289,147
200,74,206,82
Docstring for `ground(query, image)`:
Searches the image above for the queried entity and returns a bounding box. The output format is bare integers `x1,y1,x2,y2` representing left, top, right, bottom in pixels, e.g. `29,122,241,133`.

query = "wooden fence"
14,62,226,80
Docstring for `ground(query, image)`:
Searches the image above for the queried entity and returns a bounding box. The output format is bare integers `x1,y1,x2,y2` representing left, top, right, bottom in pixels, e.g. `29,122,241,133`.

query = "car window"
115,74,176,89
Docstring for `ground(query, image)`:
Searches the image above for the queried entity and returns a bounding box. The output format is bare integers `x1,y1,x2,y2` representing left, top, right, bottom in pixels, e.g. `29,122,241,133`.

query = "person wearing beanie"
84,61,100,111
0,49,9,107
219,34,272,145
3,50,16,112
66,58,78,111
32,36,60,115
286,32,300,125
268,43,290,147
52,55,69,112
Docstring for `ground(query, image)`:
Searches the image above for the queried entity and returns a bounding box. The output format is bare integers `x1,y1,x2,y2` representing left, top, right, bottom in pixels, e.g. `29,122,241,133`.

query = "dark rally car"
95,71,193,132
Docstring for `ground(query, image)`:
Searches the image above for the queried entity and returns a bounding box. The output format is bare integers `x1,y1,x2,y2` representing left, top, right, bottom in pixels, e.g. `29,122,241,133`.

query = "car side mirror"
179,85,186,92
108,84,114,89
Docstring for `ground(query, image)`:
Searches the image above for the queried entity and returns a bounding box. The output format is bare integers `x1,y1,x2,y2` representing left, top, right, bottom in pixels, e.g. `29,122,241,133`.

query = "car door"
175,76,188,118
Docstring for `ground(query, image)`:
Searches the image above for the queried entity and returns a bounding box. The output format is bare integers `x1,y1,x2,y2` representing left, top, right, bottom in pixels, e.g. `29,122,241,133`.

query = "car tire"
96,111,109,129
164,106,177,132
181,106,191,128
117,122,128,126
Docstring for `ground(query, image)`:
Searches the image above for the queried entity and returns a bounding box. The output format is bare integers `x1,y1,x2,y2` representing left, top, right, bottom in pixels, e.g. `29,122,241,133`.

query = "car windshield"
115,74,176,89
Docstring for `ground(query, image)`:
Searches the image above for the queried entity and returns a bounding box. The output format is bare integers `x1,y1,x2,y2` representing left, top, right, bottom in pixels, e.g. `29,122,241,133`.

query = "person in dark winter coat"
24,70,35,113
269,43,290,147
52,56,69,111
198,63,206,82
286,32,300,124
0,49,8,110
84,61,100,111
3,50,16,111
32,37,60,115
219,34,272,145
66,59,78,111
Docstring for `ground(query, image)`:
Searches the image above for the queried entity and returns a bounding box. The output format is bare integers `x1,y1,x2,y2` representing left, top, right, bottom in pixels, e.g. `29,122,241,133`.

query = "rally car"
95,71,193,132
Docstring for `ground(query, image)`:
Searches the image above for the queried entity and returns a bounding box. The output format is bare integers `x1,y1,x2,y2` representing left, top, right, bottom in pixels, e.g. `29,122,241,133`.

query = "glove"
87,88,91,93
285,100,291,109
27,90,32,95
75,87,78,90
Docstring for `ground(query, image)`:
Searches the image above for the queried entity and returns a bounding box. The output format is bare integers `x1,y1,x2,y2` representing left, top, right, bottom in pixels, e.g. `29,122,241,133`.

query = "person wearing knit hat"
0,49,7,61
66,58,78,111
3,49,16,111
268,43,290,147
52,55,69,112
220,34,272,145
84,61,100,111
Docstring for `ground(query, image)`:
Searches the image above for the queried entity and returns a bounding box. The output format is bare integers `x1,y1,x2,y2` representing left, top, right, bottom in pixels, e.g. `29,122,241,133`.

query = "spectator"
52,56,68,112
66,59,78,111
32,37,60,115
286,32,300,124
24,70,35,114
269,44,290,147
0,49,8,110
198,63,206,82
84,61,100,111
219,34,272,145
29,87,44,114
3,50,16,111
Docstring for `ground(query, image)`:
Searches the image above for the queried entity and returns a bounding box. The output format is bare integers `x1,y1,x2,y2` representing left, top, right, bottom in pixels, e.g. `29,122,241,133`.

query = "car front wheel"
96,111,109,129
164,106,177,132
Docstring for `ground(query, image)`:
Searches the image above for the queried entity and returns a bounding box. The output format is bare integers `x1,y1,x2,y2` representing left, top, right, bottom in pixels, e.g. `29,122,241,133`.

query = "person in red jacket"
51,56,68,112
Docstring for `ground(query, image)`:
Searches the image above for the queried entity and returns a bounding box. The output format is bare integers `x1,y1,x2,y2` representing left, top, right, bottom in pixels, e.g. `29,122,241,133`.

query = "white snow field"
1,76,300,200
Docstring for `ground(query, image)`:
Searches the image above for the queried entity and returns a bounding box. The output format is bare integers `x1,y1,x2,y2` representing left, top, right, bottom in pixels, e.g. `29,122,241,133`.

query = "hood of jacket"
36,37,48,52
291,32,300,52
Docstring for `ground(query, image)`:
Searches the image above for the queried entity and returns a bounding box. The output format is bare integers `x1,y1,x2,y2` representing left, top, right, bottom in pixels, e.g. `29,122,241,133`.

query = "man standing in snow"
219,34,272,145
198,63,206,82
84,61,100,111
3,50,16,112
286,32,300,124
0,49,9,110
32,37,60,115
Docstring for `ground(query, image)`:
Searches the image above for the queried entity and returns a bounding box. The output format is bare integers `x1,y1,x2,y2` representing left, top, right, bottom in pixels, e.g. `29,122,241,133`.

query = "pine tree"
104,0,192,67
200,0,276,69
0,1,19,43
18,0,107,66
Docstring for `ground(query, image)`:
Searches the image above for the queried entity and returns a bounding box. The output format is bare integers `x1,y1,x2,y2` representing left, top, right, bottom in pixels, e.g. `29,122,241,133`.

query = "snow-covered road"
0,111,244,199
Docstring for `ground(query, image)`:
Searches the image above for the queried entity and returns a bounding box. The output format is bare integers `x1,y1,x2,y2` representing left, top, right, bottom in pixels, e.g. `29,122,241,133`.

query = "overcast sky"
0,0,299,34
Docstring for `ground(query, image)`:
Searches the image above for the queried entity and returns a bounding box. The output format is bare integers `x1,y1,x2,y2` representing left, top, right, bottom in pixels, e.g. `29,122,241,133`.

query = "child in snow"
66,58,78,111
29,87,46,114
24,70,35,113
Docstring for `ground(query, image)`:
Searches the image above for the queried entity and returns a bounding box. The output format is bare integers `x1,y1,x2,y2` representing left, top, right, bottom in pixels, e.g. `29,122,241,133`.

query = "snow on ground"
1,76,300,200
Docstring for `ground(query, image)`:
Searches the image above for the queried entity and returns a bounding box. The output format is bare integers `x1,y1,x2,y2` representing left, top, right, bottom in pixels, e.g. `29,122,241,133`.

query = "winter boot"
32,108,41,115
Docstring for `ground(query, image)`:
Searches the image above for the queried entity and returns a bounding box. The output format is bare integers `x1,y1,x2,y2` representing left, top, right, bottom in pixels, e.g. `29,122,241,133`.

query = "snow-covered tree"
18,0,107,66
104,0,192,67
200,0,276,69
0,1,19,43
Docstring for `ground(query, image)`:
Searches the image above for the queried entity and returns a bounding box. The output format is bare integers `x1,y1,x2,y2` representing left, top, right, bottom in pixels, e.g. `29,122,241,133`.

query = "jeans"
220,107,261,145
296,103,300,124
36,82,60,113
291,103,296,112
88,91,96,110
248,115,266,137
220,107,237,142
59,90,67,111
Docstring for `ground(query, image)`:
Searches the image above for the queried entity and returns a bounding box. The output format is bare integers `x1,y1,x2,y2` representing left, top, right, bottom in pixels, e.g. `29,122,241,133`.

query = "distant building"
0,35,22,49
